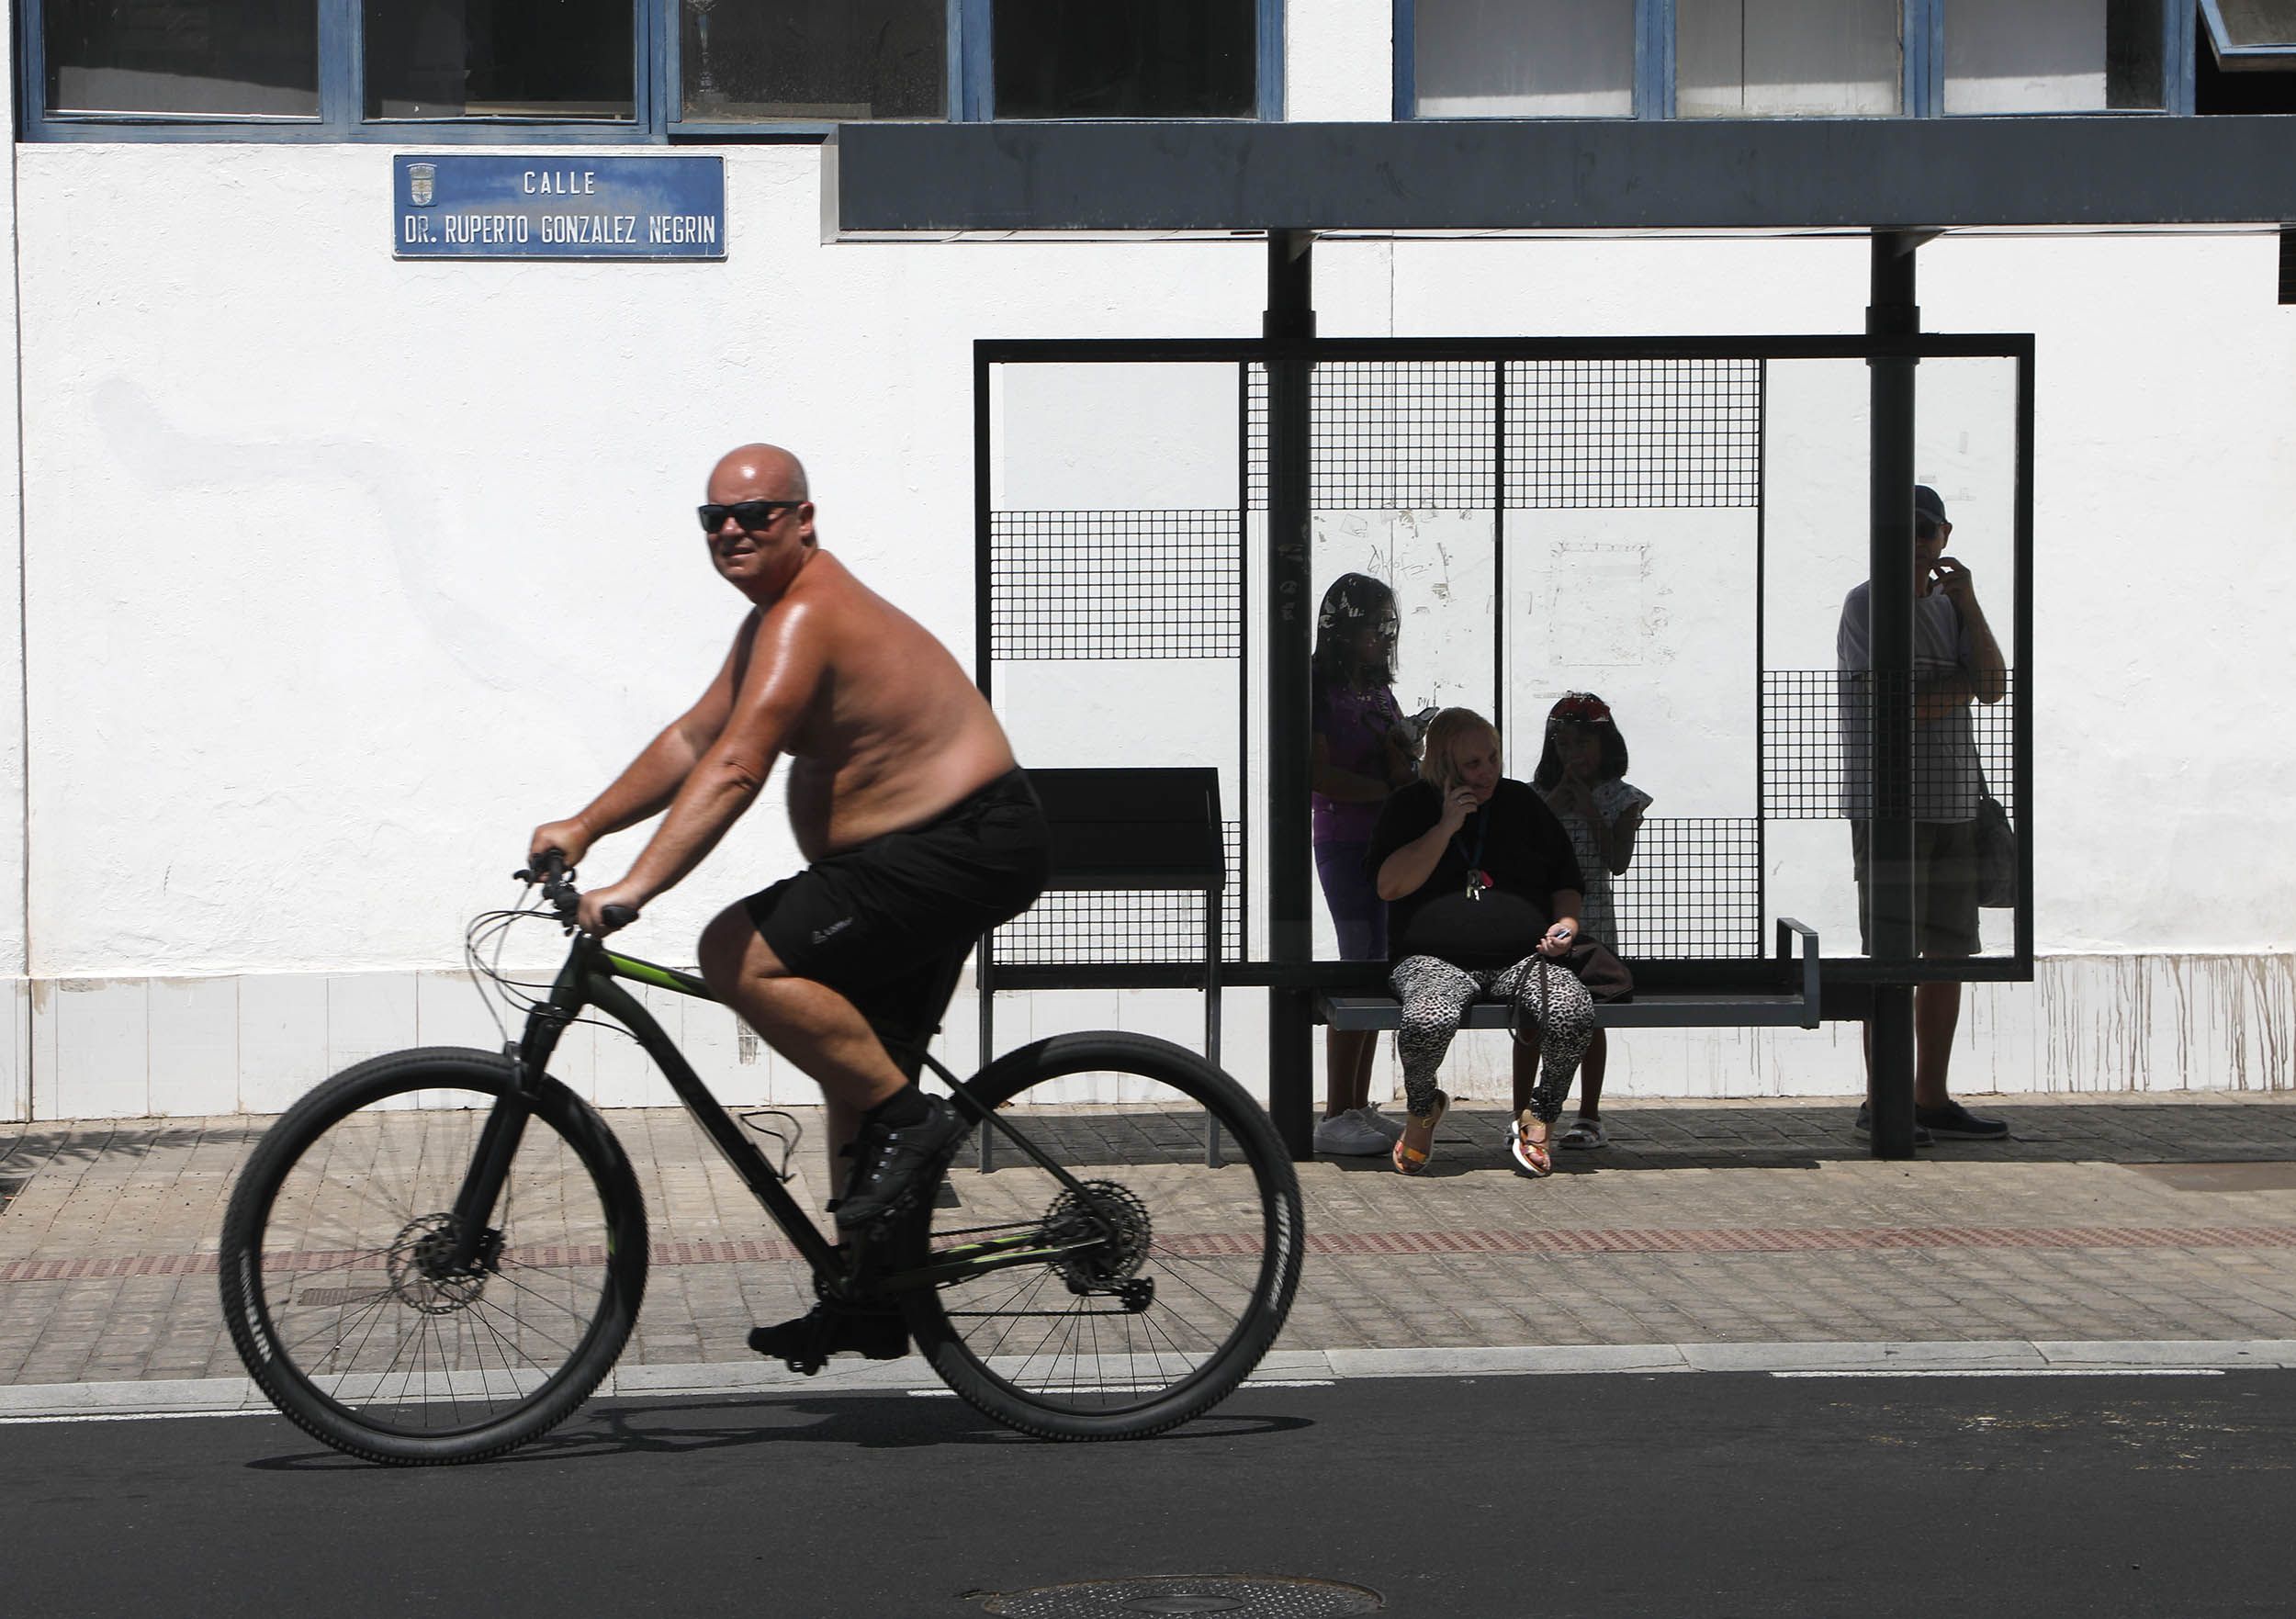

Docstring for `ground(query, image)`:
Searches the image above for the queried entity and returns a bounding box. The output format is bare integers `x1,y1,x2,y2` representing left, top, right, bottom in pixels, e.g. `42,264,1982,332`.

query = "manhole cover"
976,1575,1380,1617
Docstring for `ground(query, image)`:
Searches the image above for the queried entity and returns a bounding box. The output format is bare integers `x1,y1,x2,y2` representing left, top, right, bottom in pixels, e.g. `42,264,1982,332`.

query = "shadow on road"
242,1390,1315,1469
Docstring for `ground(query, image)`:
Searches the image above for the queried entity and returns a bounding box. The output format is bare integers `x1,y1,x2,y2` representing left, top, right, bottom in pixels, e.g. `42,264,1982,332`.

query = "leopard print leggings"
1390,952,1596,1122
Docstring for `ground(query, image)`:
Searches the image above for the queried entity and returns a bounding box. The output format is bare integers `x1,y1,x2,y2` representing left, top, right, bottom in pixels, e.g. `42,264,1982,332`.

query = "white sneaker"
1313,1109,1395,1156
1355,1105,1406,1144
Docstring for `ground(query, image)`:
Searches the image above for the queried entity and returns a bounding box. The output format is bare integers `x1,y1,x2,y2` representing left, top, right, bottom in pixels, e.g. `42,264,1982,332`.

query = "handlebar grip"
601,905,640,931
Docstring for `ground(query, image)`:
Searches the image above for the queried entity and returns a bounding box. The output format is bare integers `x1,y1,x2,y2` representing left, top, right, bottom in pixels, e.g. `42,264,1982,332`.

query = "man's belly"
787,743,1018,860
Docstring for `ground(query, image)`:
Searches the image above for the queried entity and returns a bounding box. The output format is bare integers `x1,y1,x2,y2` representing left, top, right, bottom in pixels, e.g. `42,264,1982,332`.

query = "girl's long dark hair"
1533,691,1630,789
1311,572,1399,696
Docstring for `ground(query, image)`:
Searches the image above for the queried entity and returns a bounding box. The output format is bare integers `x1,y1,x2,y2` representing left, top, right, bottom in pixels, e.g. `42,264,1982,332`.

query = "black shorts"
1852,818,1980,959
745,769,1051,1076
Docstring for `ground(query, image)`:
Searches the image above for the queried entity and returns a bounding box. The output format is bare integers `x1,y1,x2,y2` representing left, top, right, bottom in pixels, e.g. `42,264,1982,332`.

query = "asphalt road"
6,1370,2292,1617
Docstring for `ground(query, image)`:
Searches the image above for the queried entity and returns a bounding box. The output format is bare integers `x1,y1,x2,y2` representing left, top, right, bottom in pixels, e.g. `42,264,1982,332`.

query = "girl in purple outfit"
1310,574,1424,1156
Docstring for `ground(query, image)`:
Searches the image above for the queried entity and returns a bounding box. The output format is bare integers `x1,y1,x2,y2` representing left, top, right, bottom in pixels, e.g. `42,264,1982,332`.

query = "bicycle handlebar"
517,849,640,934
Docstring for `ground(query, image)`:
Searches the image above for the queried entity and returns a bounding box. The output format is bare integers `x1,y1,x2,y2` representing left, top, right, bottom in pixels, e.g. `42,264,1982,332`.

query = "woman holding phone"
1367,708,1594,1177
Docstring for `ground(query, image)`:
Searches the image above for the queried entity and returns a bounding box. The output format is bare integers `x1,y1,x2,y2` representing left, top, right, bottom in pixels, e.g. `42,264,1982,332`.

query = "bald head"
709,443,810,503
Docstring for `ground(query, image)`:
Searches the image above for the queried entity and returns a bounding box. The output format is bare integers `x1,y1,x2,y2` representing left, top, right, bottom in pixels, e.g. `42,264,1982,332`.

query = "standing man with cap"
1837,484,2010,1142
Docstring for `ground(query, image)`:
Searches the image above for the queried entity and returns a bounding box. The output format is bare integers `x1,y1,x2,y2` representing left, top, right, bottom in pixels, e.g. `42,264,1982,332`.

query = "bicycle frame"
445,928,1109,1291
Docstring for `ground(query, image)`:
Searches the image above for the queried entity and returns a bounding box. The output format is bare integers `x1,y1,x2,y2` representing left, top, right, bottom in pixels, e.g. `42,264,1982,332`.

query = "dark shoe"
833,1095,964,1230
1915,1099,2012,1141
747,1305,910,1375
1851,1104,1933,1148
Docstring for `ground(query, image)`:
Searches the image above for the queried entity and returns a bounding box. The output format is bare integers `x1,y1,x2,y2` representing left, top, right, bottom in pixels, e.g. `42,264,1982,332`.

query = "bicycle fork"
443,947,585,1274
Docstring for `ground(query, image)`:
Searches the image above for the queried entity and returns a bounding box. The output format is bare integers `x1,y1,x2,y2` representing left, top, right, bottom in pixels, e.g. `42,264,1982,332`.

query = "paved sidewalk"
7,1092,2296,1391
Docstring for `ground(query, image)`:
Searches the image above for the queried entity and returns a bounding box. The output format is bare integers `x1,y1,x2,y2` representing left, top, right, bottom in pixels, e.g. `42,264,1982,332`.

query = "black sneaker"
1851,1104,1933,1147
747,1305,909,1375
1915,1099,2012,1141
833,1095,964,1230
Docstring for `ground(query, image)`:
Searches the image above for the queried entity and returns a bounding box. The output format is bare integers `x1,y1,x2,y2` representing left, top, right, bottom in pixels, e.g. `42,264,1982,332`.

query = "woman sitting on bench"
1368,708,1592,1177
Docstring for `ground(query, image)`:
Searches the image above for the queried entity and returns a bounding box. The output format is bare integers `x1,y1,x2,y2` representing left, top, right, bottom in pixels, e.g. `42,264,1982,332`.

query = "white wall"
6,24,2295,1119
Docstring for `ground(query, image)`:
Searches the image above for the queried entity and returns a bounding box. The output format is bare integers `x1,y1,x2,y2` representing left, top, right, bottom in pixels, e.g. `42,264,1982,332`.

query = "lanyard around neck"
1451,807,1488,877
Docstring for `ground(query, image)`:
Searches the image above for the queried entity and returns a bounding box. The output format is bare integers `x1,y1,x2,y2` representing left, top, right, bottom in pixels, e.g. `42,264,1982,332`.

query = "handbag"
1507,941,1635,1047
1974,793,2018,909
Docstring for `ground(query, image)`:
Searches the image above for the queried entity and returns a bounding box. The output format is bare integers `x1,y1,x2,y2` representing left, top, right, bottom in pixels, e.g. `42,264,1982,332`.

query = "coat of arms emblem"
408,163,436,208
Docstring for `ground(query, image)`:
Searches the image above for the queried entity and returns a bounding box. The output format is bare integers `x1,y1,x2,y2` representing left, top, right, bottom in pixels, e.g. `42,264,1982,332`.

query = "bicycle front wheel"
904,1032,1303,1441
219,1048,648,1465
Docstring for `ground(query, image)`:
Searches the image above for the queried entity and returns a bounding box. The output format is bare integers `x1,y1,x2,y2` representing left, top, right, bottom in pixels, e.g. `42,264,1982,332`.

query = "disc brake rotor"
385,1213,495,1315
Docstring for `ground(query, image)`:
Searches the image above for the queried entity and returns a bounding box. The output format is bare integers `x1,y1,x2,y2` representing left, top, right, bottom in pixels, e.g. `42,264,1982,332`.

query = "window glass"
993,0,1256,118
1944,0,2164,113
2212,0,2296,49
365,0,635,120
679,0,944,121
43,0,319,116
1677,0,1901,118
1414,0,1635,118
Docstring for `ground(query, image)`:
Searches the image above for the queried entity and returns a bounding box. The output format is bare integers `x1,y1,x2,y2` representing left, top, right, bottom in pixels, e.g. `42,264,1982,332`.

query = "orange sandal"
1508,1116,1554,1177
1392,1091,1450,1175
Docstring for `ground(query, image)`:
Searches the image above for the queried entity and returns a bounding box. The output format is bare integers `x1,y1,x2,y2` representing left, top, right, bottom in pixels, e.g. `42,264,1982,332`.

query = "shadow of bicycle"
243,1389,1314,1470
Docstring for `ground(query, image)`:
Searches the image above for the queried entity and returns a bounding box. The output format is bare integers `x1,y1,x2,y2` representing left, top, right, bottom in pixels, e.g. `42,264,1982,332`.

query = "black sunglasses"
697,499,800,534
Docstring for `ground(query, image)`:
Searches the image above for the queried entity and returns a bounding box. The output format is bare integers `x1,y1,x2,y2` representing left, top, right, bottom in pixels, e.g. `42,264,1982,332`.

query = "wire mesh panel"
1505,359,1761,509
1762,669,2020,821
990,820,1245,965
989,510,1242,660
1308,362,1497,510
1247,361,1498,512
1611,817,1763,958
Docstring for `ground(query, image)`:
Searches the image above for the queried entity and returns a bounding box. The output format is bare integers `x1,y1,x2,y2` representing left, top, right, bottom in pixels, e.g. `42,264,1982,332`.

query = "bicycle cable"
736,1108,804,1183
462,879,643,1051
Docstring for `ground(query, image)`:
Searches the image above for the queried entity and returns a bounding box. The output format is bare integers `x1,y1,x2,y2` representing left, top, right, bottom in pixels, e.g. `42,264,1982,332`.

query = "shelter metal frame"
974,327,2034,1150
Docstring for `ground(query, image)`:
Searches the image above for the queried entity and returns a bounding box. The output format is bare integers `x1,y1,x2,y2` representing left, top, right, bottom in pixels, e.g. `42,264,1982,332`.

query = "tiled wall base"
2,952,2291,1121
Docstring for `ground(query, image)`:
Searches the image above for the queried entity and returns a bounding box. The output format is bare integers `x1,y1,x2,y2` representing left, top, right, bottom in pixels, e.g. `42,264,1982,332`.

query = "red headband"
1548,693,1613,727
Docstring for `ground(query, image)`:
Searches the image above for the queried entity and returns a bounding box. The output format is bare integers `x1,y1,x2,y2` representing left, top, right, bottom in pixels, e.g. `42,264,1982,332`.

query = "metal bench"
1315,918,1821,1033
976,765,1227,1166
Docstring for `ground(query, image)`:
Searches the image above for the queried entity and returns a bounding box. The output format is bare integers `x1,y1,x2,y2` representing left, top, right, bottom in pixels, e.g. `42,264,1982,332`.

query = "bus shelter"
827,115,2296,1160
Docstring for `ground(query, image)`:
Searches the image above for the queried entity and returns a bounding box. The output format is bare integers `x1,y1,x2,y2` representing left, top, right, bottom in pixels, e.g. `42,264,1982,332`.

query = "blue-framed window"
18,0,1284,141
1395,0,2196,120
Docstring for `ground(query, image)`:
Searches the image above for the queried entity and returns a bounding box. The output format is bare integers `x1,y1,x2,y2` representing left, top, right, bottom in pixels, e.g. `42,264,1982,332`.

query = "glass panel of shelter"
982,361,1249,1058
1293,356,1772,963
1756,356,2023,966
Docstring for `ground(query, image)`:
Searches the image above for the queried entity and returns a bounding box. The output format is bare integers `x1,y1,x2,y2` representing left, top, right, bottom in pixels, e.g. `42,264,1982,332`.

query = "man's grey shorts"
1851,819,1980,959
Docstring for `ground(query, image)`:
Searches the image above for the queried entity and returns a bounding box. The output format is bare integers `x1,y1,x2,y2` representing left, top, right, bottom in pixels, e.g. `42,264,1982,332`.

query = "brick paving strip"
12,1095,2296,1389
13,1221,2296,1286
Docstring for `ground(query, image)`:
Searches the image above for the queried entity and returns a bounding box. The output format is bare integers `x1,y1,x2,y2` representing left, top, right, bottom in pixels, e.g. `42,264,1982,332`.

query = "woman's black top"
1365,779,1585,969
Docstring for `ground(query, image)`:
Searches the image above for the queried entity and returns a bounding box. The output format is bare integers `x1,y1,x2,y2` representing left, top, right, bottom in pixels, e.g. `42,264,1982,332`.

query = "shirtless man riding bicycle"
528,444,1051,1349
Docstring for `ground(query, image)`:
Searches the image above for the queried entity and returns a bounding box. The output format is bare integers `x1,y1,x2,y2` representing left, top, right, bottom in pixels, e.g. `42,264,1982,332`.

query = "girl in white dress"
1532,692,1652,1149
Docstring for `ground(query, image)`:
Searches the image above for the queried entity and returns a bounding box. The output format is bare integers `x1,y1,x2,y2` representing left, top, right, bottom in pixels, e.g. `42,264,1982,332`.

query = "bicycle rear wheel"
902,1032,1302,1440
219,1047,648,1465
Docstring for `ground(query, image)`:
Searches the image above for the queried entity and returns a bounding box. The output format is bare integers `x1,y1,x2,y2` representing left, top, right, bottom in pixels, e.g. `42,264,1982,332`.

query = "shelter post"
1266,229,1317,1160
1865,230,1925,1160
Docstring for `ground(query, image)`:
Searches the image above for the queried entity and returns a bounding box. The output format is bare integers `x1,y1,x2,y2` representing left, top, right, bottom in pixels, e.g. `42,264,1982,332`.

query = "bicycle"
218,855,1303,1464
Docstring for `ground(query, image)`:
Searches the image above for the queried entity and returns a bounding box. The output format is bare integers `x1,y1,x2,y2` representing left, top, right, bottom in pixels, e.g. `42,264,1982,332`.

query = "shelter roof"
826,115,2296,240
